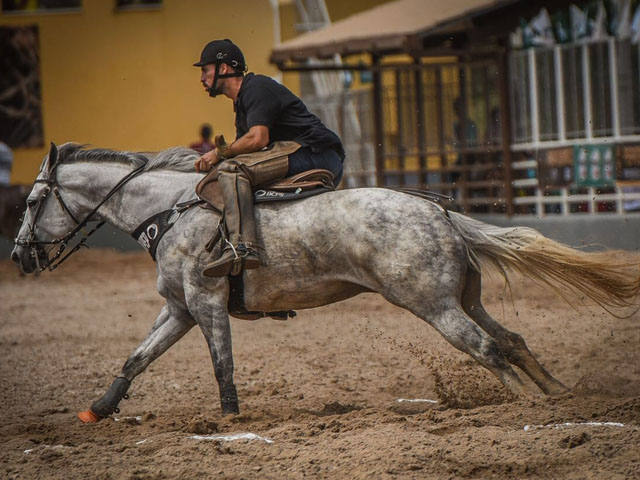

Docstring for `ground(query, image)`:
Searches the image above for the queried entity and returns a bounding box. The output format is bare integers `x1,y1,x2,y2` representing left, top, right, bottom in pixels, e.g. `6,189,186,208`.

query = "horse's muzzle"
11,244,43,274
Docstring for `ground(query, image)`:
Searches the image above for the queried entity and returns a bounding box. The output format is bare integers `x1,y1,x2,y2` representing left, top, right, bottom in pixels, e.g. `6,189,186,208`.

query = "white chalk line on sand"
396,398,438,404
523,421,625,432
189,433,274,444
114,415,142,423
24,444,72,455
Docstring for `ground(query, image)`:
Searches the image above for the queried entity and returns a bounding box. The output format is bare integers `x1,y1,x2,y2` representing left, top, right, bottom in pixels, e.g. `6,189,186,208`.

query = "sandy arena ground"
1,249,639,479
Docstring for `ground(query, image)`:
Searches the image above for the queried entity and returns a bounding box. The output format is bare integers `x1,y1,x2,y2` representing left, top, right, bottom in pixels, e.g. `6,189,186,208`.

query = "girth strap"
132,199,204,260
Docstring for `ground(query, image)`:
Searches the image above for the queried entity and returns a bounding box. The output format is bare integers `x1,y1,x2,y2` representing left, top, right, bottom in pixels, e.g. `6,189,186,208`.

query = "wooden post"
394,69,405,184
498,50,514,216
372,54,385,187
435,66,447,194
458,64,469,213
414,57,427,187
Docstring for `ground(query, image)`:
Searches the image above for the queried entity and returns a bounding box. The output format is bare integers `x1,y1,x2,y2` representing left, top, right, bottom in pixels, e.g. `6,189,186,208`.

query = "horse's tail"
446,211,640,313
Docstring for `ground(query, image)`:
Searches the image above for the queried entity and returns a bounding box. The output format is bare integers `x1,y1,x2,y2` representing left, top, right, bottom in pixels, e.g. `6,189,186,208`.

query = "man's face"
200,64,217,92
200,63,234,95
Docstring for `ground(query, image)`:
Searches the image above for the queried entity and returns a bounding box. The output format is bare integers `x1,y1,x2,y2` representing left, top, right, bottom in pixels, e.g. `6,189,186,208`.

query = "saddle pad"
254,185,332,203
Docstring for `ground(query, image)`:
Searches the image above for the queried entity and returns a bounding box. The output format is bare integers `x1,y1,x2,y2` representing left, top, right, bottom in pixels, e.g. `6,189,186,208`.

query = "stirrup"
203,248,236,277
203,242,260,278
233,243,261,274
235,243,257,259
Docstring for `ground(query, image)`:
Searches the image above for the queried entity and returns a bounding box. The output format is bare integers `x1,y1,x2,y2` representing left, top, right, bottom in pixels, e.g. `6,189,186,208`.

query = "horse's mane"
57,143,199,173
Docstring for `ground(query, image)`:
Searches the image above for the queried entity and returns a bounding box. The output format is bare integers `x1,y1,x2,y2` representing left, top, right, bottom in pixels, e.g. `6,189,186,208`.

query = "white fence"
512,185,640,216
511,156,640,216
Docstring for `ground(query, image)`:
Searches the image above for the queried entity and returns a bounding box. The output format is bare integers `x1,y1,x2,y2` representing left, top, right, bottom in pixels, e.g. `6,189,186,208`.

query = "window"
115,0,161,10
0,26,43,148
440,64,459,152
561,44,585,139
510,38,640,146
1,0,81,12
589,42,612,137
535,48,557,141
509,50,532,144
616,39,640,136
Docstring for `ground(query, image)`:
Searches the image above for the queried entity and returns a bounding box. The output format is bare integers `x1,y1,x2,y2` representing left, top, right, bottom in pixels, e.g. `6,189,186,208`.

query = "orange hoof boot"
77,410,101,423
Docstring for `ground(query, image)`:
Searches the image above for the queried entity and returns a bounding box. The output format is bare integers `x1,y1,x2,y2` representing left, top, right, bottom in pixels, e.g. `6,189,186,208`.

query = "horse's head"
11,143,79,273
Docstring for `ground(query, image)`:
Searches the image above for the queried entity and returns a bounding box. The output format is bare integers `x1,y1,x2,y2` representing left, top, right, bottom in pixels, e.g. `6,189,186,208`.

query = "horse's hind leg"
431,305,529,397
461,268,568,395
78,305,195,422
403,296,528,397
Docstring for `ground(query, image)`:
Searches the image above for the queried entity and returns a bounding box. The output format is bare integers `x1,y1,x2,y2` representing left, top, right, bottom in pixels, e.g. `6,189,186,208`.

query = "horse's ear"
48,142,59,172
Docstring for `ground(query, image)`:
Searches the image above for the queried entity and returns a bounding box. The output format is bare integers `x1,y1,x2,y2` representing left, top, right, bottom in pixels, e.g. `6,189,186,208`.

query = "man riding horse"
193,39,344,277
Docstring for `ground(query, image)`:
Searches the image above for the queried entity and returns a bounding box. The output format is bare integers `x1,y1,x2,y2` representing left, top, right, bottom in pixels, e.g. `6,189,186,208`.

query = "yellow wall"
2,0,396,184
1,0,279,183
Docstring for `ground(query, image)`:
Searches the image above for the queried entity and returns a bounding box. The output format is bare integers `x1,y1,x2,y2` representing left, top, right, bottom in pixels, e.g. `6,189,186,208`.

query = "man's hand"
195,148,219,172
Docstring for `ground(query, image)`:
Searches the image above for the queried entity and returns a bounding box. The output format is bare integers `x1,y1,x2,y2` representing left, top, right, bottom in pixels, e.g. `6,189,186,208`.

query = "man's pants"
287,147,344,186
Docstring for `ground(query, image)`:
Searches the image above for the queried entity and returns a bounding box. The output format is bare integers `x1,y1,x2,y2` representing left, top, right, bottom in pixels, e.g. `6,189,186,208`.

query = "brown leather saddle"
253,168,335,201
197,168,335,211
196,141,336,211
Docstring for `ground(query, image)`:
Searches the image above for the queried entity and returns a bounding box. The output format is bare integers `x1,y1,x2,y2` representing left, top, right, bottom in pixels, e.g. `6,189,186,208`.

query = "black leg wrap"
90,377,131,418
220,384,239,415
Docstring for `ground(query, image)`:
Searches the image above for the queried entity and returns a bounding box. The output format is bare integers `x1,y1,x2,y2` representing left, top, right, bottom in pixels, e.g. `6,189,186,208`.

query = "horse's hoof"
77,410,101,423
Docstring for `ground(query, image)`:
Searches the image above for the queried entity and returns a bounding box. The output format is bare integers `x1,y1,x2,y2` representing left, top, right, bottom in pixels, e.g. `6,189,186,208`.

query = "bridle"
16,144,147,272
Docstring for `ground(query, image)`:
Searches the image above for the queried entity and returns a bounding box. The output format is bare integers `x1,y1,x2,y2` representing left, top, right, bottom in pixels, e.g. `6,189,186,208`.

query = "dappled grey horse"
12,143,640,422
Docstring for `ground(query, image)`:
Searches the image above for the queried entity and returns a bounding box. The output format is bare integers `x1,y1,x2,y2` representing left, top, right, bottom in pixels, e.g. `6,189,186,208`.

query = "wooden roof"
271,0,519,63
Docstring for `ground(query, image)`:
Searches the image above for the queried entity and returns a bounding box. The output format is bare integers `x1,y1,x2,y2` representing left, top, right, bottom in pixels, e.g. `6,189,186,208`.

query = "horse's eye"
27,199,37,208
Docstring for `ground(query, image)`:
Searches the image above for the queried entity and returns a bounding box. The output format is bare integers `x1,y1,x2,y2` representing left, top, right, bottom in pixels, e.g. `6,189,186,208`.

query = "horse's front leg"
78,304,195,422
187,282,239,415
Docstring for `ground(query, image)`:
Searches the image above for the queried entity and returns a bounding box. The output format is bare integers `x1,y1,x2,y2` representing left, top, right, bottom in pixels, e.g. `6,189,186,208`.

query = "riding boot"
203,172,261,277
234,173,262,272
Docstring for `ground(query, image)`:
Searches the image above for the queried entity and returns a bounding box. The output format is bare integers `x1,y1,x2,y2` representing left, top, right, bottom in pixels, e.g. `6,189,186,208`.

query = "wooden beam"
414,57,427,187
458,65,470,213
372,54,385,187
394,69,406,185
435,66,447,167
498,50,514,216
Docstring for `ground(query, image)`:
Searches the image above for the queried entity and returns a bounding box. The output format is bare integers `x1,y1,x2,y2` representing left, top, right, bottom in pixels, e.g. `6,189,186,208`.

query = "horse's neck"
58,163,202,234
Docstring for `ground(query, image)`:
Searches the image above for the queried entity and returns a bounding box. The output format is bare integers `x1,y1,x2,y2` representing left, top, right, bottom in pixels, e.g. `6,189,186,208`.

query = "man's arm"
225,125,269,156
195,125,269,172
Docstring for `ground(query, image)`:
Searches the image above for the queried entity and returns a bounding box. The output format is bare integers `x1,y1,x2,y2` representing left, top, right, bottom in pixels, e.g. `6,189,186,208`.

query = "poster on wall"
574,144,616,187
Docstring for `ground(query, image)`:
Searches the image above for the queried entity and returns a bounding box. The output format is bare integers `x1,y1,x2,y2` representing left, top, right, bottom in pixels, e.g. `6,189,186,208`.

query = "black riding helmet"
194,39,247,97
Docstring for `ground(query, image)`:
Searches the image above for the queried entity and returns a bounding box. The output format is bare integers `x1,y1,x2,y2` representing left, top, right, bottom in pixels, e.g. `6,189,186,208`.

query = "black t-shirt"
234,73,344,158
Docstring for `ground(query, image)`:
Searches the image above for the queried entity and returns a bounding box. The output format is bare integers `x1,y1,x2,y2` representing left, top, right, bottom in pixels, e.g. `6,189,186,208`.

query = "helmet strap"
208,61,244,98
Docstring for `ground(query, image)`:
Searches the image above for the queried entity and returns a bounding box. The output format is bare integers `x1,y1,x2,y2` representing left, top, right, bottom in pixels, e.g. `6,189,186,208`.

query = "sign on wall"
574,144,616,187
